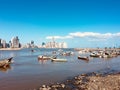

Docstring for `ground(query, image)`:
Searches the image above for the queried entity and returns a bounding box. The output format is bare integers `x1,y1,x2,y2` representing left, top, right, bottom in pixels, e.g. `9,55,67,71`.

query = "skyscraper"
11,36,20,48
1,40,6,48
0,39,1,48
0,38,1,45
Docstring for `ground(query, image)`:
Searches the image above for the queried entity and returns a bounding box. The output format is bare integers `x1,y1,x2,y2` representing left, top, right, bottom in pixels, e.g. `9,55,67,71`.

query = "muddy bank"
36,72,120,90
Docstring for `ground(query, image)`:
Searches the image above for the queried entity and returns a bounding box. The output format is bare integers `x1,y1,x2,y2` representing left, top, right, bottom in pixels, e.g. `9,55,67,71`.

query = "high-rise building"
0,38,1,45
62,42,67,48
44,37,68,48
30,40,34,47
42,42,46,48
9,41,12,48
1,40,7,48
0,38,2,48
31,40,34,45
11,36,20,48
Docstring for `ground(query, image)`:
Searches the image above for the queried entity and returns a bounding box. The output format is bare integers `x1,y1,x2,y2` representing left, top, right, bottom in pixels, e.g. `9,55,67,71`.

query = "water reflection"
0,50,19,59
38,59,48,64
0,65,12,73
102,58,112,69
0,48,120,90
81,60,89,63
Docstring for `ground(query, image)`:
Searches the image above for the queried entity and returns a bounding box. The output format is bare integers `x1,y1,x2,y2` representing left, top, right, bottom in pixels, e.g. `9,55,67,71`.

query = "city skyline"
0,36,68,48
0,0,120,48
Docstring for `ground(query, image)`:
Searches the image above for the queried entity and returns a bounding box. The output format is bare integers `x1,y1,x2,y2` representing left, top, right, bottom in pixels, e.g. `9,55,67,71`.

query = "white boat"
38,55,57,60
90,52,100,57
51,58,67,62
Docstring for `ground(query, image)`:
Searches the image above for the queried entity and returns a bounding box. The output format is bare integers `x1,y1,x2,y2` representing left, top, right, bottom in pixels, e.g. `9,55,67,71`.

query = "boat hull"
78,56,89,61
0,57,13,68
51,59,67,62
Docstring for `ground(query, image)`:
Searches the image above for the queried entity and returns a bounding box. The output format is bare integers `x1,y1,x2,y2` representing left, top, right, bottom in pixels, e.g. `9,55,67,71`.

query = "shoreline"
0,48,22,51
37,72,120,90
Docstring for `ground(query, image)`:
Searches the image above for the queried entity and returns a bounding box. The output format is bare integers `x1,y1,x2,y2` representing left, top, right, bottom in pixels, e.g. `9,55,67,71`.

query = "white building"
44,39,67,48
62,42,67,48
11,36,20,48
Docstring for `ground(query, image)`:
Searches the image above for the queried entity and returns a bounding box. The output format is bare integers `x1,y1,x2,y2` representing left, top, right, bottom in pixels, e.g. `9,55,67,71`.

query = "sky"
0,0,120,48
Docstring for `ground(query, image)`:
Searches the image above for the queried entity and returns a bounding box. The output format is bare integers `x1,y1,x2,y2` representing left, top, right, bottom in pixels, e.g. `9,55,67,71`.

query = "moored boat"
90,53,100,57
38,55,51,60
0,57,13,68
78,56,89,61
38,55,57,60
51,58,67,62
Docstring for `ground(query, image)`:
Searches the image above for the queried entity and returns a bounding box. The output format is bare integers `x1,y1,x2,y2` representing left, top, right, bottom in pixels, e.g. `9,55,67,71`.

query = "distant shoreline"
0,48,22,51
0,47,120,51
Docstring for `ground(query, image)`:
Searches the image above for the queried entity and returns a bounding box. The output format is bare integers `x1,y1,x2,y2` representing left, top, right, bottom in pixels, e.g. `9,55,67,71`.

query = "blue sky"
0,0,120,48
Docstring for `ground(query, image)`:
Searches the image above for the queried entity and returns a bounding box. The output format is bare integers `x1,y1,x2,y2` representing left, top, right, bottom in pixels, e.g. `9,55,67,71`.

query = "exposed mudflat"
38,72,120,90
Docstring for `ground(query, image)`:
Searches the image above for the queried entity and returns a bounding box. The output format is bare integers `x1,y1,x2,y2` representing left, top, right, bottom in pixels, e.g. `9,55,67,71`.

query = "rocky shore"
36,72,120,90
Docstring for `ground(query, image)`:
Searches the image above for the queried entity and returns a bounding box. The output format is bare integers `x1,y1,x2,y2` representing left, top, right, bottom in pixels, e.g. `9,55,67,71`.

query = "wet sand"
38,72,120,90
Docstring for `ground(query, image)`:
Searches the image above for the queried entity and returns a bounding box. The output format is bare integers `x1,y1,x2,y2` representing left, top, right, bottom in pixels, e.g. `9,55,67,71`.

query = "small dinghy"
78,56,89,61
38,55,57,60
51,58,67,62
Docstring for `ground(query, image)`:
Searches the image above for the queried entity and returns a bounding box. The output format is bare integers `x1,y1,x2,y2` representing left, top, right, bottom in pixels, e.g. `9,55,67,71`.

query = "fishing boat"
0,57,13,68
90,52,100,57
78,56,89,61
61,51,74,56
51,58,67,62
38,55,57,60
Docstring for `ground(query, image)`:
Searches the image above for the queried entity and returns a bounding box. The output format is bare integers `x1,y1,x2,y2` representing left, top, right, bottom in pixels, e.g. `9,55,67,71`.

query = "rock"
51,84,60,88
39,87,48,90
74,77,78,79
93,80,96,82
37,72,120,90
61,84,65,88
46,86,51,90
42,85,46,88
81,74,87,76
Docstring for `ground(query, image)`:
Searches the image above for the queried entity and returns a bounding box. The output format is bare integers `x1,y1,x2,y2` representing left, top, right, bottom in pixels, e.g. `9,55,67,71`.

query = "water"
0,48,120,90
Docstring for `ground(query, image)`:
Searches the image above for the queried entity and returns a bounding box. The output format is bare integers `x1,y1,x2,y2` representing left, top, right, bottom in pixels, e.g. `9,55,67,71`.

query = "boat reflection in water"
0,65,12,72
38,59,48,64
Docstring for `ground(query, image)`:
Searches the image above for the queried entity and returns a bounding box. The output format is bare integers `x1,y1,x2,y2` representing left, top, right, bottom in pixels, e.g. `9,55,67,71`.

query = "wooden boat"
78,56,89,61
51,58,67,62
0,57,13,68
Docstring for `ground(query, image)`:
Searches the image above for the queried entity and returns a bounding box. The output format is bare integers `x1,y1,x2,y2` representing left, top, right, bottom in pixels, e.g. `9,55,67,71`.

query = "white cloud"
69,32,111,39
113,33,120,37
69,32,120,39
69,32,100,37
46,35,73,39
46,32,120,40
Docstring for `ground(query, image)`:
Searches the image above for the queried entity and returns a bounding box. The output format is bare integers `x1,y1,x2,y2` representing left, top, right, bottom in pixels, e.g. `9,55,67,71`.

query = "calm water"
0,48,120,90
